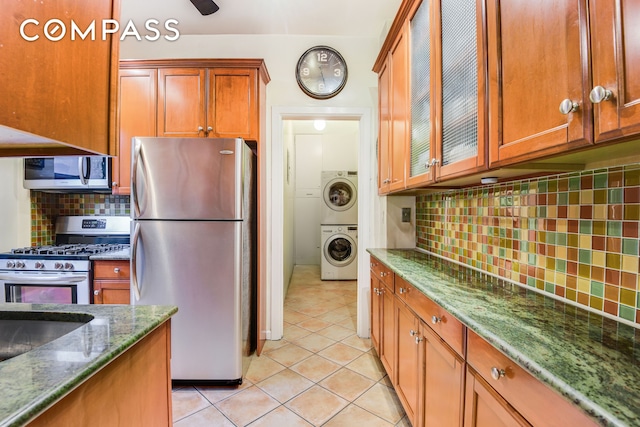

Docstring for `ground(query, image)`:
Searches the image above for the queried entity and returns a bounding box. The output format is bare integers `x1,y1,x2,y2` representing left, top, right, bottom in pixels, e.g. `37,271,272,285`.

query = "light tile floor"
172,265,409,426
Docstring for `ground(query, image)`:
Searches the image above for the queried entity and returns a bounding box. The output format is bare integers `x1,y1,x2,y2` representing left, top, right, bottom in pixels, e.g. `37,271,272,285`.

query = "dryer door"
323,178,357,212
324,233,357,267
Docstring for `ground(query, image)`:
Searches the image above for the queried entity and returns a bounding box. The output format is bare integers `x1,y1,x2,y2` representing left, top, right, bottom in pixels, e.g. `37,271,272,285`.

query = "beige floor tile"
334,315,357,331
247,406,313,427
215,386,280,426
319,368,375,401
317,324,355,341
292,304,335,318
286,385,349,426
341,334,372,352
379,374,393,388
345,353,387,381
172,387,212,422
323,404,394,427
316,310,352,324
284,309,313,324
174,405,235,427
296,317,333,332
256,369,314,403
290,354,341,383
292,333,336,353
245,355,286,383
261,338,290,354
266,343,313,367
196,380,252,404
395,415,413,426
354,383,406,424
283,323,313,341
317,342,363,366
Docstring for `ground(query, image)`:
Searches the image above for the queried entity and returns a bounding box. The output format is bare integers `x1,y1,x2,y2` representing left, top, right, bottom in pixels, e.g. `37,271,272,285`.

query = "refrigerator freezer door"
131,220,243,381
131,137,246,220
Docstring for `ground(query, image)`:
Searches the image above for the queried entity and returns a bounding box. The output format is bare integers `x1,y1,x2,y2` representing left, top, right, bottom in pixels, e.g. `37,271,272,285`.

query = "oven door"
0,271,90,304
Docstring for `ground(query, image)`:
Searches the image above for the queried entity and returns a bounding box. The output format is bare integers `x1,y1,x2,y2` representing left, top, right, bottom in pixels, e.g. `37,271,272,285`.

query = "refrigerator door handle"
131,222,142,301
131,142,148,218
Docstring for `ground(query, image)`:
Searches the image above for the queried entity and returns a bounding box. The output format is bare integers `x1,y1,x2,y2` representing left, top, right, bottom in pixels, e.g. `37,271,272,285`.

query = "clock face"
296,46,348,99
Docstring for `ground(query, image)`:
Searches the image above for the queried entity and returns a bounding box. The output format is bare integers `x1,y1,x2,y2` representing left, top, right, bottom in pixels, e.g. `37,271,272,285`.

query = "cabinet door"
93,281,130,304
378,57,392,194
380,284,395,377
436,0,487,179
407,0,437,188
116,69,157,195
390,26,409,192
464,368,531,427
590,0,640,141
157,68,206,137
422,324,464,426
487,0,591,167
371,275,382,353
394,298,421,426
207,68,258,141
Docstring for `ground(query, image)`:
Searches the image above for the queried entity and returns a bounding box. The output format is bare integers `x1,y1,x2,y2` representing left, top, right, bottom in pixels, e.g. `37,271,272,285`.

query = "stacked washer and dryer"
320,171,358,280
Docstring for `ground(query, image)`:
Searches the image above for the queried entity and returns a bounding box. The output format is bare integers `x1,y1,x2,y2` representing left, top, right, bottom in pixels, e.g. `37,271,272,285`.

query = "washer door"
323,178,356,212
324,233,357,267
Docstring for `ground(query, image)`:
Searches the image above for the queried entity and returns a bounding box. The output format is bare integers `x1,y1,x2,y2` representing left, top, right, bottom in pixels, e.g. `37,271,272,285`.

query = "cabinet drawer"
396,276,464,357
467,330,597,427
93,261,130,280
370,257,394,291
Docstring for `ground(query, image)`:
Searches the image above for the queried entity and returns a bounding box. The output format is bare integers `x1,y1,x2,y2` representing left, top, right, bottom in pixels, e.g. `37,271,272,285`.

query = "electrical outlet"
401,207,411,223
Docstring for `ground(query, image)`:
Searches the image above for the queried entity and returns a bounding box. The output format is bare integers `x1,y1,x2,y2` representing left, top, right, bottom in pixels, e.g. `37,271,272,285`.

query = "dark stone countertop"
368,248,640,427
0,303,177,427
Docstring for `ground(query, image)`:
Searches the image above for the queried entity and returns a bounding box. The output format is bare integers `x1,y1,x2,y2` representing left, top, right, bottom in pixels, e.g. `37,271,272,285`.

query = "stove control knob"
54,262,64,270
64,263,74,271
15,261,25,269
6,261,15,269
34,262,45,270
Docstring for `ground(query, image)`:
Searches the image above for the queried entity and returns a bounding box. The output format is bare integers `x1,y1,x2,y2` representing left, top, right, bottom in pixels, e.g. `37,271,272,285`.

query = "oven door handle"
0,274,88,284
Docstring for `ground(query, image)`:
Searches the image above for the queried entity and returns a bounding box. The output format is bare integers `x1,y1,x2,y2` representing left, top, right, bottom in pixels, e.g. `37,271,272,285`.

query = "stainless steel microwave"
23,157,112,193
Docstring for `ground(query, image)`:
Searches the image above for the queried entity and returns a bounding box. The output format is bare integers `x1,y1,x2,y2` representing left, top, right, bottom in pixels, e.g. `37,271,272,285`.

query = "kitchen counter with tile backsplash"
368,248,640,427
0,304,176,427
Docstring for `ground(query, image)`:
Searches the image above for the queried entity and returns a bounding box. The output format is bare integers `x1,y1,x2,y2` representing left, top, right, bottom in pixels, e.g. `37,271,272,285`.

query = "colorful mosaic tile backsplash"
31,192,130,245
416,164,640,325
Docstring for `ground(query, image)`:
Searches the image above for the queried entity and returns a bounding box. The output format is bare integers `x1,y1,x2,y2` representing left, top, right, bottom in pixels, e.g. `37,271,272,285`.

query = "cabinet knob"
114,267,120,273
491,367,506,381
415,336,424,344
589,86,613,104
398,287,407,294
207,126,213,133
112,181,118,187
94,290,100,296
558,99,579,115
382,179,391,184
380,271,386,277
431,315,442,324
198,126,204,133
409,329,418,336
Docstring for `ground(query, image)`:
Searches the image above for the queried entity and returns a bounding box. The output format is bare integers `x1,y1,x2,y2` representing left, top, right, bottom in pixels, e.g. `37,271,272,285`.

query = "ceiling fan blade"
189,0,220,15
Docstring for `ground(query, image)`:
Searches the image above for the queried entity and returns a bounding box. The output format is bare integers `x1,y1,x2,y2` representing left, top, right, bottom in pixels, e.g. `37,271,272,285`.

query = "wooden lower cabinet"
395,299,421,425
27,321,172,427
93,260,130,304
371,273,395,377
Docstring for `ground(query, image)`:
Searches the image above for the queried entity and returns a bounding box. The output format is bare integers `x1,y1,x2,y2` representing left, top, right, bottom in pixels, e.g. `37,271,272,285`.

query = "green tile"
558,192,568,205
608,188,623,204
579,249,591,264
619,305,635,322
539,181,548,193
622,238,639,256
579,220,592,235
545,282,555,293
521,182,529,194
556,233,567,246
594,173,608,189
527,277,536,287
538,206,547,218
607,221,622,237
528,253,536,265
590,281,604,298
569,177,580,191
513,229,520,240
556,259,566,273
546,232,556,244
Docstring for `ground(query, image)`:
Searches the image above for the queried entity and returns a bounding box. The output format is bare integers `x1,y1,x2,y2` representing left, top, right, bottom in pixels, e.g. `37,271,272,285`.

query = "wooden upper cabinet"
589,0,640,142
378,57,392,194
208,68,258,140
158,68,207,137
390,26,410,192
0,0,119,156
115,68,157,195
487,0,592,167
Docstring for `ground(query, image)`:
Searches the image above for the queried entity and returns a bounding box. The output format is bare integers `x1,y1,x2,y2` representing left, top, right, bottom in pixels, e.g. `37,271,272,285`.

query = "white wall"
0,159,31,251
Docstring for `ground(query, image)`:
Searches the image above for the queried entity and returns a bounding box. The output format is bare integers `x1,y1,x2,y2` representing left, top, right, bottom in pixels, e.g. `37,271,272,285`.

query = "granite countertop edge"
89,249,131,260
0,304,177,427
367,248,633,427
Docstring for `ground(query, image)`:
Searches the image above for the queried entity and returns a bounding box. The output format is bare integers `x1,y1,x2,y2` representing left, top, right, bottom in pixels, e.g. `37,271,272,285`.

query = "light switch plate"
402,208,411,223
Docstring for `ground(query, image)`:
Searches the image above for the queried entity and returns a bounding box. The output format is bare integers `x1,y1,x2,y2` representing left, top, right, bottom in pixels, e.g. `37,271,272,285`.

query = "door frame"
268,106,373,340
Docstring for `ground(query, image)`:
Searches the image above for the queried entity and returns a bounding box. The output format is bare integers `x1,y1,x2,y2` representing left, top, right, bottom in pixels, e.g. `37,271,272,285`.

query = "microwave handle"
78,157,90,185
0,274,88,284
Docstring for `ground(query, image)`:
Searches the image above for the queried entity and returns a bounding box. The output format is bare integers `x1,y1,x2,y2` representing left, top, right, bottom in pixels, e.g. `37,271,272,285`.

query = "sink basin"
0,311,94,362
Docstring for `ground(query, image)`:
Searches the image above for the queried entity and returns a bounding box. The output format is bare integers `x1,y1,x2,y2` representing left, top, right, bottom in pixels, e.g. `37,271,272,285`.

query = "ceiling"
120,0,401,37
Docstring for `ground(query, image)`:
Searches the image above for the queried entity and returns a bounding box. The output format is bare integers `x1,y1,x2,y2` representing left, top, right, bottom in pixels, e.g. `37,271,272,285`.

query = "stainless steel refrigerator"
130,137,257,385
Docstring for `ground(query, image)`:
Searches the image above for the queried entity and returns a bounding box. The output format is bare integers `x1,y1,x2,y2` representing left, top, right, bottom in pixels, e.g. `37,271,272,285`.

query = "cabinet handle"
94,290,100,295
415,336,424,344
589,86,613,104
431,315,442,324
398,287,407,294
409,329,418,336
491,367,506,381
380,271,386,278
382,179,391,184
114,268,120,273
373,287,379,295
558,99,579,115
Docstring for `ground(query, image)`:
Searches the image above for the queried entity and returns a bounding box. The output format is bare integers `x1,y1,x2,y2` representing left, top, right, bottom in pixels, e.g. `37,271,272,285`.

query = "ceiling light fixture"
314,120,326,131
189,0,220,15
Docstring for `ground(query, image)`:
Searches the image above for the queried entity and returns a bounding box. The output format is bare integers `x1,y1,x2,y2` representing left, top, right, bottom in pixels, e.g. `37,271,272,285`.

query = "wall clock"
295,45,348,99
